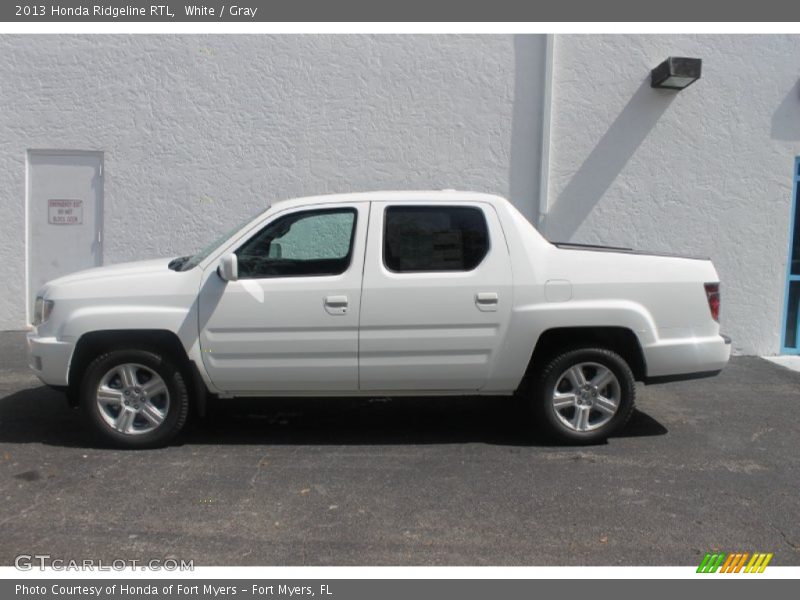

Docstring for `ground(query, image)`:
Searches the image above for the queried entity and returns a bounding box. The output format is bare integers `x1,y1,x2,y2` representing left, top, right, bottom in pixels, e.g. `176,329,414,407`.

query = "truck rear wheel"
79,349,189,448
530,347,635,444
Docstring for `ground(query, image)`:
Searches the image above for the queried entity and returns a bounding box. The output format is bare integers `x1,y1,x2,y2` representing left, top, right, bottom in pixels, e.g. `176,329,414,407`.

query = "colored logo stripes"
697,552,773,573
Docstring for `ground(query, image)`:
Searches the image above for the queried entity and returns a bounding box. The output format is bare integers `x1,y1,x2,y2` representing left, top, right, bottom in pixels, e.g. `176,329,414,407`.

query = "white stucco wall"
0,34,547,330
1,34,796,356
545,35,800,355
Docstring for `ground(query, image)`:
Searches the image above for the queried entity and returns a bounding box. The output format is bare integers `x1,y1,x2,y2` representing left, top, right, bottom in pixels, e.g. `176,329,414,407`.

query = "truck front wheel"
79,349,190,448
530,347,635,444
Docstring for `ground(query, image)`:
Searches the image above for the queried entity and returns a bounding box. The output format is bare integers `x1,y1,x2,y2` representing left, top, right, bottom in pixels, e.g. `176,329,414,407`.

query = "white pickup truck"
27,191,730,448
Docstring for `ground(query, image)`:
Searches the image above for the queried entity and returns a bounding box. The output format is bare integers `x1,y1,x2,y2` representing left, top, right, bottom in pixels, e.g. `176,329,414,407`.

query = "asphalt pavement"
0,331,798,566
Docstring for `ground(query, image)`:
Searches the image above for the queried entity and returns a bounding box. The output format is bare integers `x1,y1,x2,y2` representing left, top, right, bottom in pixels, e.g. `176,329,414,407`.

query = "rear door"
358,201,513,391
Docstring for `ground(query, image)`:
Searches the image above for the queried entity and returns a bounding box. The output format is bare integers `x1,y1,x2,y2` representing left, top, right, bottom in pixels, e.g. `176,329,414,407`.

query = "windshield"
175,208,268,272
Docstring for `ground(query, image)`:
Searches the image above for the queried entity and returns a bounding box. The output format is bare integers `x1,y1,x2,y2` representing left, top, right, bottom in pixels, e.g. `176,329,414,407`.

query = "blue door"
782,157,800,353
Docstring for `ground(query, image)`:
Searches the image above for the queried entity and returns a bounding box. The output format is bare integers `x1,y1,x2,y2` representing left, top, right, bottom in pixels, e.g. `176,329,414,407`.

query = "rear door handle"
324,295,349,315
475,292,499,312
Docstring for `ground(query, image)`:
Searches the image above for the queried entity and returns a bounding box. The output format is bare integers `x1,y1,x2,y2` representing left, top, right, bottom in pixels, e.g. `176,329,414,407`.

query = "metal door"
358,201,513,391
27,150,103,320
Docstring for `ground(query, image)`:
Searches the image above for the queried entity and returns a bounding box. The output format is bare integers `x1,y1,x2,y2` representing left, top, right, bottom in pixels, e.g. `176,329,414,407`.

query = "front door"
198,203,367,392
26,150,103,320
358,201,513,391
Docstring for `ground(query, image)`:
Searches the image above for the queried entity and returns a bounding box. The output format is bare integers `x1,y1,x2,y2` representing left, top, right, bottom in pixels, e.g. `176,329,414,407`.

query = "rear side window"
383,206,489,272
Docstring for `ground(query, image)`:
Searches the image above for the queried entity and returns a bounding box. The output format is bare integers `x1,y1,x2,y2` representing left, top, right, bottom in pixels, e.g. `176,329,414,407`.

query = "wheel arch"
526,326,647,382
66,329,208,413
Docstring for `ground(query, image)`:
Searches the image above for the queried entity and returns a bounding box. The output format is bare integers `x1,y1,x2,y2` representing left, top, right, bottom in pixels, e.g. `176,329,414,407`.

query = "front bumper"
26,332,74,386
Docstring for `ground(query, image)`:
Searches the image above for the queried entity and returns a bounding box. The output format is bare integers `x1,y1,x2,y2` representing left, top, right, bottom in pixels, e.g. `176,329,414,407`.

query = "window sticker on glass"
236,208,357,279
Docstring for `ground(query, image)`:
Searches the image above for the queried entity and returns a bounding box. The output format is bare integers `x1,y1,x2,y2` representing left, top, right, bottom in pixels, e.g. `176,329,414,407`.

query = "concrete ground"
0,331,798,566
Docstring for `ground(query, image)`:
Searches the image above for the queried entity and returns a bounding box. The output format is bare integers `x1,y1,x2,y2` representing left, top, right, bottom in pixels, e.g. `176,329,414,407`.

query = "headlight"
32,297,54,326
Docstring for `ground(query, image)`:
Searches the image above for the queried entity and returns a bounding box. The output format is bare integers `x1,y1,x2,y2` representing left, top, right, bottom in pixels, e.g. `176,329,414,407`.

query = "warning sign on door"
48,199,83,225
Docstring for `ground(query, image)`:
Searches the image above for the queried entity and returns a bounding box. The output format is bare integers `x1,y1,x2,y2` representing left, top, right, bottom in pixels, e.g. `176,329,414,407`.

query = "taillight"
704,282,720,322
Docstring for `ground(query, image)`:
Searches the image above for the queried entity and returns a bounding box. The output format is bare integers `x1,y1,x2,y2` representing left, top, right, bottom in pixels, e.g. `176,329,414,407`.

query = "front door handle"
324,295,349,315
475,292,499,312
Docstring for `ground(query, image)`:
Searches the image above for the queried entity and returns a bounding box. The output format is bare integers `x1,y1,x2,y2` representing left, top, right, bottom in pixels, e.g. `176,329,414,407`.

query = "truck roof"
271,190,509,210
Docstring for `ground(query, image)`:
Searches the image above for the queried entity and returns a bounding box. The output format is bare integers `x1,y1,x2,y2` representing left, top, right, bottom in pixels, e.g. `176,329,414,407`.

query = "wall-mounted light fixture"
651,57,702,90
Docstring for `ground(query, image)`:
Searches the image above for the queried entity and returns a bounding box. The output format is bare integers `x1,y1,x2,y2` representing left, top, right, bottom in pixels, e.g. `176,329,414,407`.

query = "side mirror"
217,254,238,282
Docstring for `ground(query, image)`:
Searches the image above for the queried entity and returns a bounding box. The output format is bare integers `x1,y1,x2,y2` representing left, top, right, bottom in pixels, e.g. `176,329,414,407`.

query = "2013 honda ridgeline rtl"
27,191,731,447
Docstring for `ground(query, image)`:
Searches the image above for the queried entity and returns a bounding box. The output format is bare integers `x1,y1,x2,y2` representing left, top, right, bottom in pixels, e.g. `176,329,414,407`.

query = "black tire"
79,349,190,449
529,347,635,445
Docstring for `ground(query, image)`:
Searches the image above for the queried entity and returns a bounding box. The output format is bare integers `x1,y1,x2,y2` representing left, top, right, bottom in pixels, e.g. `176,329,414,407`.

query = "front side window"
383,206,489,272
236,208,357,278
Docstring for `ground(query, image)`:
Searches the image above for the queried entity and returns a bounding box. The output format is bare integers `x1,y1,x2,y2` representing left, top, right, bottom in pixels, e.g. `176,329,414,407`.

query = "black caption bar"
1,0,799,22
4,580,796,600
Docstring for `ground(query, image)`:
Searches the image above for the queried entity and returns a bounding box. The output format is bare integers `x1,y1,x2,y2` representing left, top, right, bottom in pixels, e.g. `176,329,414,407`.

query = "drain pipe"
538,34,555,231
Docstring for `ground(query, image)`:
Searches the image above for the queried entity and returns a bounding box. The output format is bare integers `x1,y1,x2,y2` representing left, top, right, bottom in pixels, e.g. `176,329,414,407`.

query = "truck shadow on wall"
543,79,676,241
0,386,667,449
